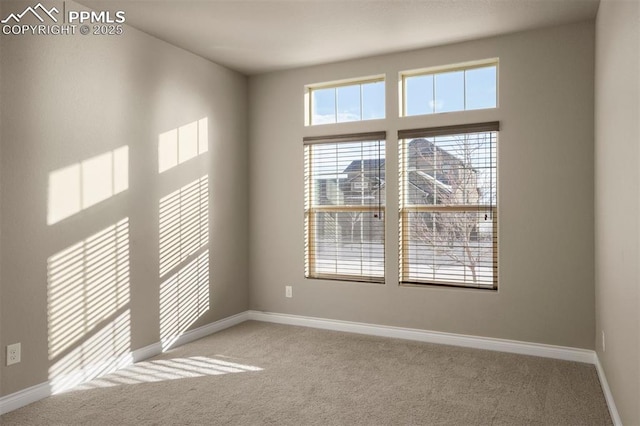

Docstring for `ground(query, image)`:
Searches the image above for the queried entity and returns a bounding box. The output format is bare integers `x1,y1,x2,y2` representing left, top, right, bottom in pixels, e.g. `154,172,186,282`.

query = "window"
399,122,498,289
402,60,497,116
307,77,385,125
304,132,386,283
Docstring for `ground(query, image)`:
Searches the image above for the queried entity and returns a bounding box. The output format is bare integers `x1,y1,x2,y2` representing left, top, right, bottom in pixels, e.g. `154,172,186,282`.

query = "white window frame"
400,59,499,117
305,75,385,126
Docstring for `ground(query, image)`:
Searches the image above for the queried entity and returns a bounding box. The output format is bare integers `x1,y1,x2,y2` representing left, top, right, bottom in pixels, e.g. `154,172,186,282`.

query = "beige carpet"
1,321,612,425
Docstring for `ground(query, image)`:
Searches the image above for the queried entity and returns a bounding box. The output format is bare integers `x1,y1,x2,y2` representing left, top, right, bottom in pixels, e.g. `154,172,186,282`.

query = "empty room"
0,0,638,424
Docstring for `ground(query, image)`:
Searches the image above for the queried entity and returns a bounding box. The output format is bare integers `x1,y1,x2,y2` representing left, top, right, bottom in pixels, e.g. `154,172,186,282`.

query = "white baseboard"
162,311,250,352
594,354,622,426
247,310,596,364
0,311,250,415
0,382,52,417
49,352,136,395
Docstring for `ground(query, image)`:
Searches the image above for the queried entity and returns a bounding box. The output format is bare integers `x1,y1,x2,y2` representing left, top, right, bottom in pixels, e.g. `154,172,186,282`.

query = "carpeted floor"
1,321,612,425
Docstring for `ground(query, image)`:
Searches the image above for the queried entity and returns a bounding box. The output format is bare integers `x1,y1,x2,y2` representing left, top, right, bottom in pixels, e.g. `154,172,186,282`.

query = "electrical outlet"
285,286,292,298
7,343,21,366
602,331,606,352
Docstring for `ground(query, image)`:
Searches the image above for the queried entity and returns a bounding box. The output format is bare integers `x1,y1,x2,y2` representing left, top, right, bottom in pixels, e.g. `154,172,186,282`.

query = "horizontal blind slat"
398,121,499,140
303,131,386,145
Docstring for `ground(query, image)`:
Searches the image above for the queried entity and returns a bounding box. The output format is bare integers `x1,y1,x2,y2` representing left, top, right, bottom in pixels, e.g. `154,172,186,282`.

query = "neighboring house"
406,138,479,206
315,138,484,243
314,158,385,244
340,158,385,206
406,138,489,241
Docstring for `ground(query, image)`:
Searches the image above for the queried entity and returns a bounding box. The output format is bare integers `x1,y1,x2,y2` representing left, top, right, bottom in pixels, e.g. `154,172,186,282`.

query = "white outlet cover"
7,343,21,366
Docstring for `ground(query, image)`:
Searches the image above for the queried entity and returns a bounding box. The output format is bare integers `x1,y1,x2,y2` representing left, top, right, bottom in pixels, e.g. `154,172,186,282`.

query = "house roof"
410,170,452,193
407,138,464,165
342,159,385,174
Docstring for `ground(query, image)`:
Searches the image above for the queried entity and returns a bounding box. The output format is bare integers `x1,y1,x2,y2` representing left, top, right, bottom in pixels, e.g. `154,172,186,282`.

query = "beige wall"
0,1,249,396
249,21,595,349
595,0,640,424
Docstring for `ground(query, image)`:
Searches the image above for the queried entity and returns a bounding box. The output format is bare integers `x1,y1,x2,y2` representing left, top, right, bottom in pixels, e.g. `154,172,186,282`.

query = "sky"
313,81,384,124
311,65,496,124
405,66,496,115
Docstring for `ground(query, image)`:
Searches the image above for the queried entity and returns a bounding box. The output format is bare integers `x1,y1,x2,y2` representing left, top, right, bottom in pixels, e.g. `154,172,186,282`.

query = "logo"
2,2,126,36
68,10,125,24
1,3,59,24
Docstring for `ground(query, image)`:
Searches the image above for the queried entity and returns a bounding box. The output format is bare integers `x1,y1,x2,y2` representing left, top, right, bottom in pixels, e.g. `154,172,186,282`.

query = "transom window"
307,76,385,125
399,122,498,289
304,132,386,283
402,60,498,116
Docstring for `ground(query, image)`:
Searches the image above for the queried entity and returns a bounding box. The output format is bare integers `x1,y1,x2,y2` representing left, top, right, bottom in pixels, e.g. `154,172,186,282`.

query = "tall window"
307,77,385,125
304,132,386,283
402,60,497,116
399,122,498,289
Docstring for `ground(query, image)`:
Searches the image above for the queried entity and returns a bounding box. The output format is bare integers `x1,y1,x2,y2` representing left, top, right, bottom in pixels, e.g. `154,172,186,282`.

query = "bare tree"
348,211,362,243
414,211,487,283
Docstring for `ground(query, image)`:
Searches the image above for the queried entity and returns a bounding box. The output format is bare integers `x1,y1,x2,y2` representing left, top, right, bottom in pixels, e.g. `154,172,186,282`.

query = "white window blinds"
399,122,498,289
304,132,386,283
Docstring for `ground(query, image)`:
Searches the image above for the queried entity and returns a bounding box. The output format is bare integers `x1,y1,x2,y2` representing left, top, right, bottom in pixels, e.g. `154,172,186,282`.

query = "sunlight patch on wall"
158,174,210,351
159,176,209,277
47,146,129,225
49,309,131,394
158,117,208,173
160,250,210,351
72,356,262,390
47,218,131,393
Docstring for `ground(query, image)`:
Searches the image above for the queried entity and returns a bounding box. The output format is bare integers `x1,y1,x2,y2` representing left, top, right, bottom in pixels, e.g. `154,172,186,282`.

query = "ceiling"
79,0,599,75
